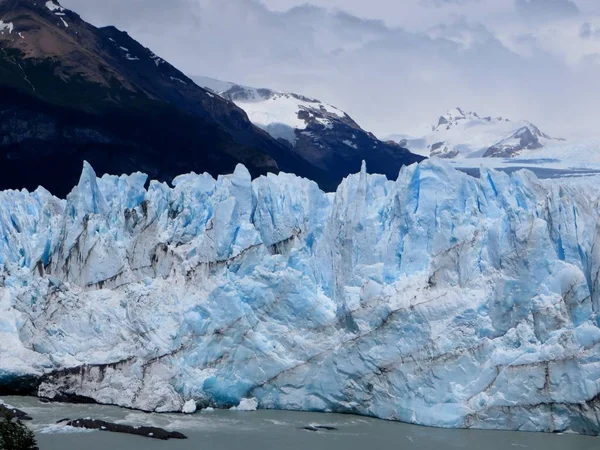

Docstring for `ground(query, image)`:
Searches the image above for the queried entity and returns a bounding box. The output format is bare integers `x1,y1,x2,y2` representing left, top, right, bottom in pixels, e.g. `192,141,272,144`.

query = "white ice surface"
45,1,65,12
195,77,347,145
2,161,600,434
182,400,197,414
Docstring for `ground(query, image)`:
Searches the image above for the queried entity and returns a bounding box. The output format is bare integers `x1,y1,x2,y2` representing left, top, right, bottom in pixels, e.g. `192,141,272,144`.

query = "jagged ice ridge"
1,161,600,434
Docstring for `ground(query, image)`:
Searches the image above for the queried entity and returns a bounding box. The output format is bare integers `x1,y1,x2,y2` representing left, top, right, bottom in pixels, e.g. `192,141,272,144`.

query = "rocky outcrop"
64,419,187,440
483,126,544,158
430,141,459,159
0,404,32,421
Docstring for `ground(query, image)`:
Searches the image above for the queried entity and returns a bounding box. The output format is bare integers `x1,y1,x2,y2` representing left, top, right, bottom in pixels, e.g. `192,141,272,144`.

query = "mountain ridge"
0,0,344,195
196,76,425,185
388,107,563,159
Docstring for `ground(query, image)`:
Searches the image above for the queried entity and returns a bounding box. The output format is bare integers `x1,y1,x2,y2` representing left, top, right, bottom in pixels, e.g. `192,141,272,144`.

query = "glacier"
2,160,600,434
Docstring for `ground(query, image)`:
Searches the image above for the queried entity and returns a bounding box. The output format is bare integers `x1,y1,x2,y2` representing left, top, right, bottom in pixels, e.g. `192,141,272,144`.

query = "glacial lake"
3,396,599,450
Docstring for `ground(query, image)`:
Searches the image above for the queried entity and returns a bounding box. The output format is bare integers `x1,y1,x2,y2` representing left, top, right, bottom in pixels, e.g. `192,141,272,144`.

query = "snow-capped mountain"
196,77,351,144
482,124,553,158
388,107,562,159
2,160,600,435
196,76,424,187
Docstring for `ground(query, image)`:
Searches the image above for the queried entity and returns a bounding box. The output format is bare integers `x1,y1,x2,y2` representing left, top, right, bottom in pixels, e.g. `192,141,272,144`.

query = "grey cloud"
421,0,480,7
581,22,592,38
60,0,600,138
580,22,600,39
515,0,579,21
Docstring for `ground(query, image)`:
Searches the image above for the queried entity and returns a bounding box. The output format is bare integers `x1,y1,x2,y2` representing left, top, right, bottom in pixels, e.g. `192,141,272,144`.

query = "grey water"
3,396,599,450
457,166,600,179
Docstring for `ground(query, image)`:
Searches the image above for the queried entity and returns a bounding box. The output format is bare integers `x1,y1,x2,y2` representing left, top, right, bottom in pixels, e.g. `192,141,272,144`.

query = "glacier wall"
2,161,600,434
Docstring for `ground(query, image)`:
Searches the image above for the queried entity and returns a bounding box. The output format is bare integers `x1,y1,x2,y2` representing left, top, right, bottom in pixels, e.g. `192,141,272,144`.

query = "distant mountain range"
195,76,423,184
387,107,564,159
0,0,422,196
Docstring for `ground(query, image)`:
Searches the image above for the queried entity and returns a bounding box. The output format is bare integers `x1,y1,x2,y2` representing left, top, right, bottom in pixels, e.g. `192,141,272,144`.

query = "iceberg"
230,398,258,412
182,399,197,414
1,160,600,434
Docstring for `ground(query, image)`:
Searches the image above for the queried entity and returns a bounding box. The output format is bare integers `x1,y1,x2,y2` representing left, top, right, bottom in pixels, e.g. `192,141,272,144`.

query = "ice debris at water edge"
2,160,600,434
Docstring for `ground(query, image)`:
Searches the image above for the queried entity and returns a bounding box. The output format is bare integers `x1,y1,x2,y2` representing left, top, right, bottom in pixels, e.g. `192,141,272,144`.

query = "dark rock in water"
65,419,187,440
0,403,33,421
39,393,97,405
302,425,338,432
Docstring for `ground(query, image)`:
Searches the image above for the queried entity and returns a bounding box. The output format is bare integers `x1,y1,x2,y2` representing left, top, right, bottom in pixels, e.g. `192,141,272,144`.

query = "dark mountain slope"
0,0,331,195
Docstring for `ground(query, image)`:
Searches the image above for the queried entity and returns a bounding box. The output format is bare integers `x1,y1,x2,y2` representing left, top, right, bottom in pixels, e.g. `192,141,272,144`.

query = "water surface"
3,396,599,450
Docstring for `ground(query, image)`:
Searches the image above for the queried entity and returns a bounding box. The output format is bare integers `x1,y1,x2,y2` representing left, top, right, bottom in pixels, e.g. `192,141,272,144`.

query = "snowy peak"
0,0,74,34
434,107,510,133
483,125,543,157
391,107,561,159
198,77,356,142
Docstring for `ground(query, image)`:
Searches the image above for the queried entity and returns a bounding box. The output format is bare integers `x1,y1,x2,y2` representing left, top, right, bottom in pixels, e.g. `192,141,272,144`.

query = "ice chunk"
182,400,197,414
230,398,258,411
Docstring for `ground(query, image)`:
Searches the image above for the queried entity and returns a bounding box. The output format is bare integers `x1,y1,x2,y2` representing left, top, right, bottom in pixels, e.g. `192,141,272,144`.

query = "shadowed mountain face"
0,0,338,195
197,77,425,186
482,124,551,158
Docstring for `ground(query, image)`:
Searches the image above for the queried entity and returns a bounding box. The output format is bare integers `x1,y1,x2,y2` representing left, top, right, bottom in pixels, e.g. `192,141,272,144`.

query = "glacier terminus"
1,160,600,435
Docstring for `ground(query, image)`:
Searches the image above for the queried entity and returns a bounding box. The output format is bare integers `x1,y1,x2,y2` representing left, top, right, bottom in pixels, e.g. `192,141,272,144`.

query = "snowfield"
196,76,348,145
2,160,600,434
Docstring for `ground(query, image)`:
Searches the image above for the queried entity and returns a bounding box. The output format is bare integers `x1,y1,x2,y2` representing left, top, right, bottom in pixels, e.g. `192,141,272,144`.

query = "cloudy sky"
61,0,600,139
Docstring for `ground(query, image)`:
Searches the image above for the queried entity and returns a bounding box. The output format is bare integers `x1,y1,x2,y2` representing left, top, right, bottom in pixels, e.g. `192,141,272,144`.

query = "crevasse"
1,160,600,434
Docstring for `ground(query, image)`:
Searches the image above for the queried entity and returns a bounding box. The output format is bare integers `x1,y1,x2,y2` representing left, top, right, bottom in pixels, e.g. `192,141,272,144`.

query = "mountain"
0,0,339,196
482,124,552,157
2,160,600,434
388,107,562,159
196,76,424,183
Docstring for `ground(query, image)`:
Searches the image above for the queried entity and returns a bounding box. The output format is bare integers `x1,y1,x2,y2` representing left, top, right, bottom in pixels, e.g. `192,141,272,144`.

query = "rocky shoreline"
1,397,189,441
0,402,33,421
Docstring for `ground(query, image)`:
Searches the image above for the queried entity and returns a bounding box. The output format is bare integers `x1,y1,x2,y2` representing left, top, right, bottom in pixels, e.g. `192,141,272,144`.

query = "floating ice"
231,398,258,412
182,400,197,414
